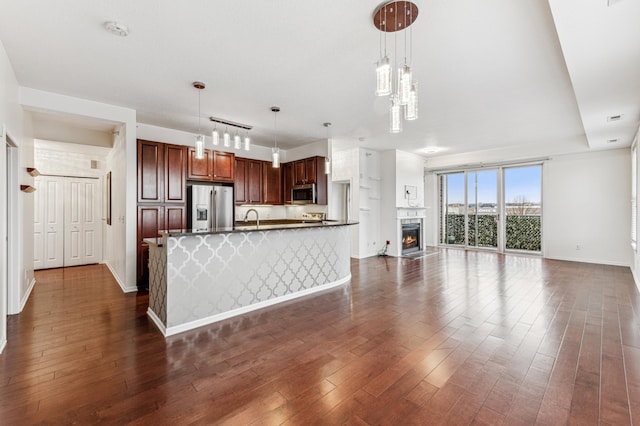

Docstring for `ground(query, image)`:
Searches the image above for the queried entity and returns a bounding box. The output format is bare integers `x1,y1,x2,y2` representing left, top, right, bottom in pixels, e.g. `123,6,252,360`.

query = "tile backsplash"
235,204,328,221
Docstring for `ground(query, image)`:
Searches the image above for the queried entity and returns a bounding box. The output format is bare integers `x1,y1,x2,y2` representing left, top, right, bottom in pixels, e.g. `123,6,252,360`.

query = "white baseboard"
147,308,167,335
156,274,351,337
104,261,137,293
0,338,6,354
544,255,630,268
18,278,36,312
632,267,640,294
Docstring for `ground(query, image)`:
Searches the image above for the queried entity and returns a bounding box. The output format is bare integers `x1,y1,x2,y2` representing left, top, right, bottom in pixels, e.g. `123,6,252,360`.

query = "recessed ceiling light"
607,114,623,122
105,21,129,37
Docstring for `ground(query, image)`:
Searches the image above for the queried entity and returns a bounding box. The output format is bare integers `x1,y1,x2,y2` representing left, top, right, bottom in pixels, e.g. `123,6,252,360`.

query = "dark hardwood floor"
2,250,640,424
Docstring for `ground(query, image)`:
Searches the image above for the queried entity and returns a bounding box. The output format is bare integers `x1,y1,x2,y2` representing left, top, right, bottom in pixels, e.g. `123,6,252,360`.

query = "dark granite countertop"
156,219,358,238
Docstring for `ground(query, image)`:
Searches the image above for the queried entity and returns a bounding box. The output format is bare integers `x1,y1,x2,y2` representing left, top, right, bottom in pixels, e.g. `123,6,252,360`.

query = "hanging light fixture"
223,126,230,148
244,130,251,151
234,129,241,150
405,81,418,120
323,122,332,174
271,106,280,168
212,124,219,146
209,116,252,151
372,1,419,133
193,81,206,159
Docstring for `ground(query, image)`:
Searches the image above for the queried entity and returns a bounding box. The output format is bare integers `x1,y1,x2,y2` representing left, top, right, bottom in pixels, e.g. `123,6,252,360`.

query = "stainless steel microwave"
292,184,316,204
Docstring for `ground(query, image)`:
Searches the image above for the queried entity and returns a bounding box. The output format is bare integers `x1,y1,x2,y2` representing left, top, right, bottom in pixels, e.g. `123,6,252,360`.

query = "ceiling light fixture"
193,81,206,160
373,1,419,133
271,106,281,168
323,122,332,175
104,21,129,37
209,117,252,151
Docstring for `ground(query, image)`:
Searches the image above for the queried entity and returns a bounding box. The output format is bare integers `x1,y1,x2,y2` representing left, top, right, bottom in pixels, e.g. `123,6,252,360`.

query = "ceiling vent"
607,114,623,122
607,138,619,144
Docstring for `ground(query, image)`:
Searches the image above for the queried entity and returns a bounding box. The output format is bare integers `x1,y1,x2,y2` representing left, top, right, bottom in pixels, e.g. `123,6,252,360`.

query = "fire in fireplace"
401,221,421,254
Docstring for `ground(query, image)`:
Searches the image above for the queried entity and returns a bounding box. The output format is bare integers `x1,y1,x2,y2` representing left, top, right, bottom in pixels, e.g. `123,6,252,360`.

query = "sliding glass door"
439,170,498,249
439,164,542,253
504,166,541,252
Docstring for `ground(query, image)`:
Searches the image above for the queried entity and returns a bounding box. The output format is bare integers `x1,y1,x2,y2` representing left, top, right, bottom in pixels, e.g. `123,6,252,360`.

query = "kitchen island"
145,220,356,336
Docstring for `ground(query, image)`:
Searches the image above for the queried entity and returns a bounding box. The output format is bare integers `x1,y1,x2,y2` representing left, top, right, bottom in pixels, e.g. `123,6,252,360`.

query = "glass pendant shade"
405,82,418,121
212,129,219,146
398,64,412,105
244,135,251,151
223,131,230,147
195,134,205,159
234,133,241,150
375,56,392,96
390,96,402,133
272,147,280,168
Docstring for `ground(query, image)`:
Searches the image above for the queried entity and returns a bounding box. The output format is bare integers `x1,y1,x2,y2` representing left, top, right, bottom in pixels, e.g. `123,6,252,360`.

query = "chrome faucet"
244,208,259,227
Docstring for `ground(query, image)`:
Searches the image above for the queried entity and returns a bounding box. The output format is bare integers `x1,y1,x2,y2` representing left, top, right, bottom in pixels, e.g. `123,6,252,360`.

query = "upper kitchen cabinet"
292,156,327,205
282,162,294,204
138,140,187,203
263,162,283,205
187,147,212,181
164,144,187,203
212,151,235,182
234,158,263,204
187,148,235,182
138,139,164,203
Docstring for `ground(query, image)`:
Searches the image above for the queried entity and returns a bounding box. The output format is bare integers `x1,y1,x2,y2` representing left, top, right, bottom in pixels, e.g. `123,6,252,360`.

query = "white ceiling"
0,0,638,159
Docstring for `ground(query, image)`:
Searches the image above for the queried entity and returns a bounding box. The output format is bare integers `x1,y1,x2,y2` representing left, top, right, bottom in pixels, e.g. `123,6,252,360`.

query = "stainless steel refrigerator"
187,184,234,230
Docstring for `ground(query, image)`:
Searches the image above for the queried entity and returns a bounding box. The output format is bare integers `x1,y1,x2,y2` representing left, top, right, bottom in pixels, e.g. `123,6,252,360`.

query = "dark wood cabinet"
137,140,164,203
212,151,235,182
263,163,282,205
187,148,212,180
290,156,327,204
187,148,235,182
234,158,263,204
247,160,263,204
137,139,188,290
283,163,294,204
165,144,187,203
234,158,248,204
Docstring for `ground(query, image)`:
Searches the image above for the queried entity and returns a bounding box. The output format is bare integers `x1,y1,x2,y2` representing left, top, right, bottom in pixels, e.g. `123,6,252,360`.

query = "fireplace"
401,220,421,254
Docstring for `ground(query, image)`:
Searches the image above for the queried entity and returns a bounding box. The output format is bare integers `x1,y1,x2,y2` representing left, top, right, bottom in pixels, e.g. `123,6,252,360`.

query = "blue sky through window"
445,166,541,204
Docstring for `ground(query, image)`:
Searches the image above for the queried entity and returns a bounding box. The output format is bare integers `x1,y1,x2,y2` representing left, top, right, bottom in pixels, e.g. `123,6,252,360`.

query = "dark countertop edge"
159,220,359,237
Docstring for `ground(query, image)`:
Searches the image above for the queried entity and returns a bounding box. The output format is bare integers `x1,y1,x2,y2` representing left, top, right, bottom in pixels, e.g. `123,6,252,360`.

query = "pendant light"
372,2,419,134
234,129,241,150
405,81,418,120
271,106,280,168
244,130,251,151
323,122,332,175
193,81,206,159
212,124,220,146
223,126,230,148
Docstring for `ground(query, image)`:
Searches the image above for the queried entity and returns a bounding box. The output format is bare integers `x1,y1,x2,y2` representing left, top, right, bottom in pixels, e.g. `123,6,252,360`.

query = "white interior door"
43,177,64,269
64,177,102,267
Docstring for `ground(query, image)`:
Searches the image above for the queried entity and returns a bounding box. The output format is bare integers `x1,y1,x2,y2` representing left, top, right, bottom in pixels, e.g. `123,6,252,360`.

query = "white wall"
630,129,640,292
0,39,35,352
331,138,360,258
395,150,426,208
284,139,328,162
544,149,631,266
34,140,109,177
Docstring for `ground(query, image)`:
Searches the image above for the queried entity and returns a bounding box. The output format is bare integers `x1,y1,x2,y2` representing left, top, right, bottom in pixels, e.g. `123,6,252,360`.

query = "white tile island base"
146,224,353,336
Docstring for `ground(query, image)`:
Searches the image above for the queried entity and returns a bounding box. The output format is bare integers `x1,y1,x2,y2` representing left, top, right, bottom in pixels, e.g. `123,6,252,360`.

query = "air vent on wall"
91,160,98,169
607,114,623,122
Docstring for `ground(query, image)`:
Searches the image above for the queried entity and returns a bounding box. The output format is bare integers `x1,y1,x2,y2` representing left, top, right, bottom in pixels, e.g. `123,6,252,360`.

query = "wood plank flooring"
2,250,640,424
